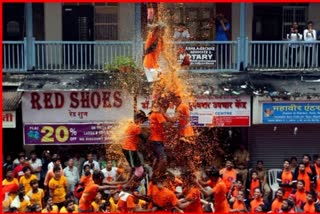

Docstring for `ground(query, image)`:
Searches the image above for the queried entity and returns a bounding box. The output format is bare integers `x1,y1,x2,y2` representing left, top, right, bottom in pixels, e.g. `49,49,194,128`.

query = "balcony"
3,39,320,73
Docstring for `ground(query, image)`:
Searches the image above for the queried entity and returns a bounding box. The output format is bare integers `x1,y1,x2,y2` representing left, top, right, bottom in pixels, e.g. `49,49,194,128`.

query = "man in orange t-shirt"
220,160,238,193
302,191,320,213
181,173,203,213
294,163,313,192
117,186,138,212
271,189,284,212
148,102,169,176
169,95,196,172
314,157,320,176
143,23,165,70
79,164,93,188
247,170,261,199
278,159,295,199
198,168,230,213
122,110,148,184
79,171,116,212
280,199,295,213
150,176,180,211
250,187,266,212
230,190,248,212
294,180,307,208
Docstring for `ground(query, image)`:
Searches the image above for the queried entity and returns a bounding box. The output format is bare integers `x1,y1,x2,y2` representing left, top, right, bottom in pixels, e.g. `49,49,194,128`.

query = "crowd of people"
3,140,320,213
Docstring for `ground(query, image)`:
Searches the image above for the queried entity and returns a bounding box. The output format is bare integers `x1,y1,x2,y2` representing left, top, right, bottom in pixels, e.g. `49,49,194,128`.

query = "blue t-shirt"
215,23,230,41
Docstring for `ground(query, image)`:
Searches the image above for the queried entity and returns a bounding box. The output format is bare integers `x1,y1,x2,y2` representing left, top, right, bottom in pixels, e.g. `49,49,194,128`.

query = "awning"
3,91,22,111
17,72,141,91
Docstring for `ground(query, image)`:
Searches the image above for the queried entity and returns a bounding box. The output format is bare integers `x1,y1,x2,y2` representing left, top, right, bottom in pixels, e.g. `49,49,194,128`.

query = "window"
167,3,215,41
282,6,308,39
94,6,118,40
7,21,20,36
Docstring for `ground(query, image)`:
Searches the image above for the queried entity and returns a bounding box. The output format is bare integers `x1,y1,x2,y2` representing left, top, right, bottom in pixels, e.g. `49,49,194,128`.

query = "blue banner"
262,102,320,124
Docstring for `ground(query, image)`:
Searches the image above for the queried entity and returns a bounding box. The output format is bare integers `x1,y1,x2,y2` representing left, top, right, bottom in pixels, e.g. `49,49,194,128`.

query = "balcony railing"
248,40,320,71
34,41,135,71
3,40,26,72
3,39,320,73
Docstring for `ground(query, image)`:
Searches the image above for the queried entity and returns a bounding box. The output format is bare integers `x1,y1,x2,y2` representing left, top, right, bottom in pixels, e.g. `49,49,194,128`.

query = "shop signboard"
24,123,112,145
137,95,251,127
177,44,216,68
3,111,16,128
22,90,133,145
262,102,320,124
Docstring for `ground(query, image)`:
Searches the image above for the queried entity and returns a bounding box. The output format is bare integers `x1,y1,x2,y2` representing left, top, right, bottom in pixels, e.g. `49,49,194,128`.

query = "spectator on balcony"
303,21,317,67
215,13,230,69
173,23,190,41
147,3,156,25
287,21,302,66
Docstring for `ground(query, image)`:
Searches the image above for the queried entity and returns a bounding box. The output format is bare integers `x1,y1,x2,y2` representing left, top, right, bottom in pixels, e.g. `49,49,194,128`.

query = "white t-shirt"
101,167,118,182
173,30,190,40
304,29,317,41
29,158,42,180
304,29,317,47
101,167,118,194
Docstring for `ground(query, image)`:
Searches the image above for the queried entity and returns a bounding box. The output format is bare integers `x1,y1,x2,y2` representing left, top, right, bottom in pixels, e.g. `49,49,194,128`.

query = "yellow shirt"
2,193,12,212
2,178,19,199
109,197,118,213
27,188,45,208
92,200,106,212
42,205,59,213
60,204,79,213
19,174,38,194
2,178,19,186
48,176,67,204
137,199,147,208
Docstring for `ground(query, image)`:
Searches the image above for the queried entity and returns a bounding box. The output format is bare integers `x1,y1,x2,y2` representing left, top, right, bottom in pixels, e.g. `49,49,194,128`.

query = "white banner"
22,90,133,123
137,95,251,127
3,111,16,128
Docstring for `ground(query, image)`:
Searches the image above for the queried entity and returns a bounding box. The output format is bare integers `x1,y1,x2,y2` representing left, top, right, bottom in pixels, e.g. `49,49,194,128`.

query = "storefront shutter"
249,124,320,169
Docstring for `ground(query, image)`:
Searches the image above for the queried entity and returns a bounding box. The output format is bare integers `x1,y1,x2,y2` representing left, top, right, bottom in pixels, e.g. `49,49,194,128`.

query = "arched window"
6,20,20,36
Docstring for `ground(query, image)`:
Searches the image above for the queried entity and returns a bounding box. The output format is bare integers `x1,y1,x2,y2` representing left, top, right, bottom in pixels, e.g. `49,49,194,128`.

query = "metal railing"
248,41,320,71
3,39,240,73
34,41,134,71
5,39,320,73
3,40,26,72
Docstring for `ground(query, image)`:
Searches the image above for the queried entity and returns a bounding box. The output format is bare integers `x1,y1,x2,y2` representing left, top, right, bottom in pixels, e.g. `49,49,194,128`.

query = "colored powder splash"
148,3,194,105
105,3,224,175
105,118,131,174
